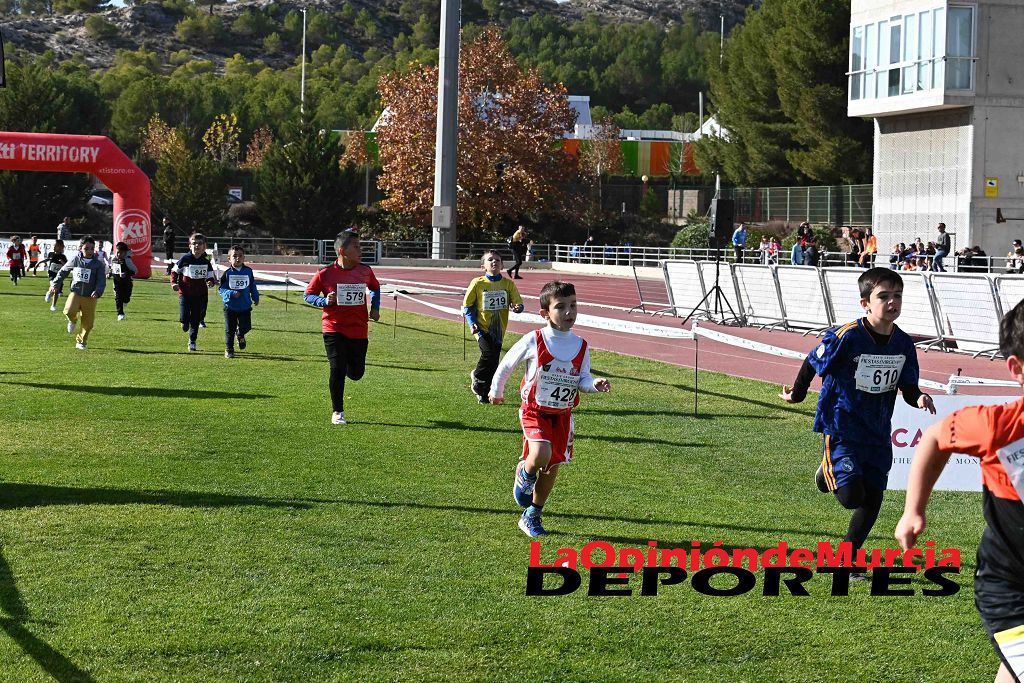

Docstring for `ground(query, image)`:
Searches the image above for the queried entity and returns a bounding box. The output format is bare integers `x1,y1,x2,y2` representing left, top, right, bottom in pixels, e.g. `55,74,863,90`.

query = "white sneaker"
49,304,57,312
44,291,51,302
188,342,196,352
75,342,86,350
331,411,346,425
66,321,75,334
117,314,126,321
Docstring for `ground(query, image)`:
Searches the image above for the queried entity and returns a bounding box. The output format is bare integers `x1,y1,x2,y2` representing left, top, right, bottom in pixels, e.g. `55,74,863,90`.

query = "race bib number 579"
336,283,366,306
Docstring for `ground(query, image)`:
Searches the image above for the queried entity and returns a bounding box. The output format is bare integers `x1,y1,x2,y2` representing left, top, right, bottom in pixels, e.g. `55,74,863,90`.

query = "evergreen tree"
254,109,360,239
772,0,871,184
152,129,226,235
696,0,872,186
695,2,795,186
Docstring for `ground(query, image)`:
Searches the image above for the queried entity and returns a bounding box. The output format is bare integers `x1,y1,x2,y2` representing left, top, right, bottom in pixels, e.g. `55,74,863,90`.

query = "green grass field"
0,274,995,682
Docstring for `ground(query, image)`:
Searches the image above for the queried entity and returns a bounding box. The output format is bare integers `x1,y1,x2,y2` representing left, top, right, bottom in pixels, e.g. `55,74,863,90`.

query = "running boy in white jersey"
489,281,611,537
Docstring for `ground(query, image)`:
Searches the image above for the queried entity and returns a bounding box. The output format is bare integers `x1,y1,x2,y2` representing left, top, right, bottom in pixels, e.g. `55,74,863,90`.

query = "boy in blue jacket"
218,245,259,359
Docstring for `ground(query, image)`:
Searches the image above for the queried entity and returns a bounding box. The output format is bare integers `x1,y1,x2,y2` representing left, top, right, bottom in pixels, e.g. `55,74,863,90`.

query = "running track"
252,262,1014,396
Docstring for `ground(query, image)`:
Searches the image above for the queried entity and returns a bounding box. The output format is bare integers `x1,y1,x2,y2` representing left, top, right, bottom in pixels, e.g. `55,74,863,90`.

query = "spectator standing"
796,221,812,247
768,236,781,265
860,228,878,268
1010,246,1024,274
731,223,747,262
932,222,951,272
791,238,804,265
757,236,771,264
162,217,176,275
849,228,864,267
507,225,527,279
803,238,820,267
56,217,71,241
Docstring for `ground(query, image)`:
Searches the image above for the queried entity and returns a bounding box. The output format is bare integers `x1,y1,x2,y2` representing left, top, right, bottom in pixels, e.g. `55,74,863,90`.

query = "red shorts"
520,404,575,470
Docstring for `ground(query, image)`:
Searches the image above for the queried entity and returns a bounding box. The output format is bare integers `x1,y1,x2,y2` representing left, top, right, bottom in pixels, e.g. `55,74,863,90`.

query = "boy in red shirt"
896,300,1024,683
6,235,26,285
489,281,611,537
304,230,381,425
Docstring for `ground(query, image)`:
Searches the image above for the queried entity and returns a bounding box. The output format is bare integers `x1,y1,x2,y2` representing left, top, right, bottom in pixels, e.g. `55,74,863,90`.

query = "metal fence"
553,244,859,268
662,260,1018,358
722,184,872,227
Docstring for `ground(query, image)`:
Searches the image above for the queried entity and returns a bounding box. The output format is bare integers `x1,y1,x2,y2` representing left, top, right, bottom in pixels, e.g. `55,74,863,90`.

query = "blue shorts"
820,434,891,491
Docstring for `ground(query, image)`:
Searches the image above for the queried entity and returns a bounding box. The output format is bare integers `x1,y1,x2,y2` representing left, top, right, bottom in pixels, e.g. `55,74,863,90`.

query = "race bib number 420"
336,283,366,306
854,354,905,393
483,290,508,311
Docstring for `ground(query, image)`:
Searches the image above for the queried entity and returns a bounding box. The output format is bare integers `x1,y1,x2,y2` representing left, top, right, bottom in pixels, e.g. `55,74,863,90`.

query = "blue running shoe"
513,461,536,508
518,511,548,538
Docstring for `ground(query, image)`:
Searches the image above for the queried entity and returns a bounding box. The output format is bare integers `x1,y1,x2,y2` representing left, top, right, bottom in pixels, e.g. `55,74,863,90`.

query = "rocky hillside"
1,0,757,72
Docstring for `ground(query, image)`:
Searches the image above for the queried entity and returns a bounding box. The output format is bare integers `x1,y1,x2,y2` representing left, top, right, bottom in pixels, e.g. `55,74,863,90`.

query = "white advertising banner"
888,395,1018,491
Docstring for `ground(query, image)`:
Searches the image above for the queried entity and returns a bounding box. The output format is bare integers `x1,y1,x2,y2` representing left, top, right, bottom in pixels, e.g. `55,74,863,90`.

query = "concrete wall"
859,1,1024,257
968,1,1024,255
873,110,972,252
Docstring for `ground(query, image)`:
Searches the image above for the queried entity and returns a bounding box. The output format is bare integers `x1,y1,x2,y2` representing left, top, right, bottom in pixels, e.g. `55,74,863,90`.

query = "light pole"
300,8,307,114
431,0,461,260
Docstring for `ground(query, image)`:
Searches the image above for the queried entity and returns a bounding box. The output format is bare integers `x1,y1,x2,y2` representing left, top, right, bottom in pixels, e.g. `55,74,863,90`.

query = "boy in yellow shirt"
463,250,524,403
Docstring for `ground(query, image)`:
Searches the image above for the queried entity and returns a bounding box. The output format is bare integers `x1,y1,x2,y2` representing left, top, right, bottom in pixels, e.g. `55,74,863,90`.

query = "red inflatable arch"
0,132,154,277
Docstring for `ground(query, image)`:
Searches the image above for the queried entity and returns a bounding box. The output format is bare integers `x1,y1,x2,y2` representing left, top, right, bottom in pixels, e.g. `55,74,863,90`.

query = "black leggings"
834,478,885,552
225,309,252,350
114,278,133,315
472,334,502,398
323,332,368,412
179,294,209,343
509,246,525,277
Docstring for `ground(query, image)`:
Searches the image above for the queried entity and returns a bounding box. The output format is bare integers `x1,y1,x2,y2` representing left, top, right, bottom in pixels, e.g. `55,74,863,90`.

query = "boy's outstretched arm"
899,383,936,414
895,422,951,550
780,358,816,403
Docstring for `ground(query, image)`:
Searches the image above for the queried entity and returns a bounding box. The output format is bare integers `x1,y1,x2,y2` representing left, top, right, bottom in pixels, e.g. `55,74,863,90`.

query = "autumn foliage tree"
375,28,578,236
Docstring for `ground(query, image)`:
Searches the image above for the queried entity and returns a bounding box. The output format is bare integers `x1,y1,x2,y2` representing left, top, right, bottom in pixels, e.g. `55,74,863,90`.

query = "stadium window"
933,7,945,88
902,13,918,95
888,19,901,97
865,22,877,99
946,6,975,90
850,25,864,101
918,10,933,92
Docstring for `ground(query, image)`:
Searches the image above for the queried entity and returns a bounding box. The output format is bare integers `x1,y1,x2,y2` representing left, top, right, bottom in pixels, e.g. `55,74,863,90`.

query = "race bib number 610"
855,354,905,393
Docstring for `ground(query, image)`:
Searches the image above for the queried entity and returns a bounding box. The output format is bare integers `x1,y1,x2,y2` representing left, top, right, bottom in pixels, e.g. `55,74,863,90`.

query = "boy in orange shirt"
896,300,1024,683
